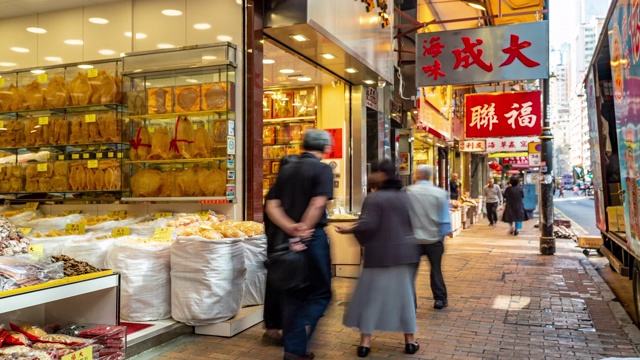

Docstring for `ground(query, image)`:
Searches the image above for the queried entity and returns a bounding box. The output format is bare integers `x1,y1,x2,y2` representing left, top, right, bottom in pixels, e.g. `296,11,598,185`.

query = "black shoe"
357,346,370,357
434,300,448,309
514,230,519,236
284,352,315,360
405,342,420,354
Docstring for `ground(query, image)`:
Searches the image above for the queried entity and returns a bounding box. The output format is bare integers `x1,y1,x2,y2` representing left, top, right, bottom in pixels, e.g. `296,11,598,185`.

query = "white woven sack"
30,234,89,257
241,235,267,307
62,236,115,268
85,216,144,233
18,214,85,233
171,236,246,325
128,217,170,238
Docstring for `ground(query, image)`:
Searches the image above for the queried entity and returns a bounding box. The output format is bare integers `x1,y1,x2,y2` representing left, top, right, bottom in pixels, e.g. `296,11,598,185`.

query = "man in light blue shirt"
406,165,452,310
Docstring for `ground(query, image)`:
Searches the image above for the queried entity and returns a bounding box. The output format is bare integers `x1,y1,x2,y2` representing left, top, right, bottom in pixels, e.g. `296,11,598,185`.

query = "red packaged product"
78,325,125,339
4,330,29,345
10,323,47,341
0,328,7,347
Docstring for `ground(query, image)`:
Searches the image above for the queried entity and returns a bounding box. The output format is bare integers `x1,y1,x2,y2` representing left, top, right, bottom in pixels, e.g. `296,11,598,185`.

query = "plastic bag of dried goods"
16,213,85,234
241,235,267,307
62,236,115,268
29,234,89,258
128,216,170,238
106,237,171,321
171,236,246,325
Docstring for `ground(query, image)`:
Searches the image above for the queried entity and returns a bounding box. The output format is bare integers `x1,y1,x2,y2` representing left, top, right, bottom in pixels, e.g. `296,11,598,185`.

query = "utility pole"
539,1,555,255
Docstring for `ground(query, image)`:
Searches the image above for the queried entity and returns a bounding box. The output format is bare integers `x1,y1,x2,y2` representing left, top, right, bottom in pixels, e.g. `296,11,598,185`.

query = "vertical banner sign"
416,21,549,86
365,87,378,110
464,91,542,138
325,128,343,159
608,0,640,251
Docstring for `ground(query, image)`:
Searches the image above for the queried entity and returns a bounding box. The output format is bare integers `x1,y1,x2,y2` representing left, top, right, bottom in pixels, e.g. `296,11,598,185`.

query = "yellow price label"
18,227,32,235
196,211,209,220
38,116,49,125
117,152,123,159
37,163,47,172
85,114,96,123
96,152,103,159
82,153,90,159
28,244,44,257
0,121,4,128
87,69,99,78
37,73,48,83
58,154,65,160
65,223,86,234
112,227,131,238
107,151,114,158
108,210,126,218
0,78,4,86
61,345,93,360
152,227,174,241
63,210,82,215
154,212,173,219
87,159,98,169
72,153,80,160
24,202,39,211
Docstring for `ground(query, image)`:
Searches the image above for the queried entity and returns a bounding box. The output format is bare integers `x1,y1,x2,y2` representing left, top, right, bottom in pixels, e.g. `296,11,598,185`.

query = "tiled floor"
131,220,640,359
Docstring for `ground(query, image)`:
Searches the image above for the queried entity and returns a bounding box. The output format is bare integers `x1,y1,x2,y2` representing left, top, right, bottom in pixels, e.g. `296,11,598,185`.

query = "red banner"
465,91,541,138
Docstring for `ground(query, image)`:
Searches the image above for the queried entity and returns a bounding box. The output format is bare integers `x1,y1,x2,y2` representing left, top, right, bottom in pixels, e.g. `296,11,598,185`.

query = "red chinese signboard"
465,91,541,138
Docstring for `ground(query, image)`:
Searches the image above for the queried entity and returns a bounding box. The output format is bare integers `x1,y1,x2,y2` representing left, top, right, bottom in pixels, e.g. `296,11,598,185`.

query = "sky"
549,0,579,49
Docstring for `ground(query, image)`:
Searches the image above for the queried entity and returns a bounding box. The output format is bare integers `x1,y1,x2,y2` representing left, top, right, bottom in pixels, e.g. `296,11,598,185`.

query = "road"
554,194,599,236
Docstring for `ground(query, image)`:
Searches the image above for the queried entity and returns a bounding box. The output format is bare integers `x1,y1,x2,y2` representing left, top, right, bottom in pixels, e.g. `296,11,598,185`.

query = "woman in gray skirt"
335,159,421,357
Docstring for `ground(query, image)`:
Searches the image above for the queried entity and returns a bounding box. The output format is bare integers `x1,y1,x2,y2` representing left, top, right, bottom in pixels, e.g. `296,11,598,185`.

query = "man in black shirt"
266,129,334,360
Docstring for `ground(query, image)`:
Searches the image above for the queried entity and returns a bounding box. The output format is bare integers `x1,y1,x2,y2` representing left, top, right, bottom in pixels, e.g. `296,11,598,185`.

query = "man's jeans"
282,228,332,357
486,202,499,224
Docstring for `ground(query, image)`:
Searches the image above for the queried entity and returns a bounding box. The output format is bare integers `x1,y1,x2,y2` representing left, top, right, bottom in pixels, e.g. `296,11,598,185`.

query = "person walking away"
405,165,452,310
266,130,334,360
502,176,528,235
449,173,460,200
483,177,503,226
263,154,300,346
335,159,421,358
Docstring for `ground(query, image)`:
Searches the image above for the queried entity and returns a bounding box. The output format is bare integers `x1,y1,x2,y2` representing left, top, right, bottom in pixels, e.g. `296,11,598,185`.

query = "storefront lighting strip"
488,152,528,158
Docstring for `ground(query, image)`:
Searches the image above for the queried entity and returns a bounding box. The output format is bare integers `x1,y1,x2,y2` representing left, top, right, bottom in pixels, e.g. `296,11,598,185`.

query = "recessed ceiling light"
157,43,175,49
26,27,47,34
64,39,83,45
162,9,182,16
193,23,211,30
10,47,29,53
125,32,147,39
279,69,295,74
263,59,275,64
321,53,336,59
236,0,242,4
99,49,115,56
264,91,275,95
0,62,16,67
185,79,199,83
217,35,233,42
290,34,309,42
298,77,312,82
30,70,46,74
44,56,62,62
202,55,218,60
346,68,358,73
363,80,376,85
88,17,109,24
78,64,93,69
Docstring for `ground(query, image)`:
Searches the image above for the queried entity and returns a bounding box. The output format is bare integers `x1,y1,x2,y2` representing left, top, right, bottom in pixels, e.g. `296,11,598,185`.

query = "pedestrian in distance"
482,177,503,226
406,164,452,310
449,173,460,200
265,130,334,360
262,154,299,346
335,159,421,358
502,176,528,235
558,184,565,198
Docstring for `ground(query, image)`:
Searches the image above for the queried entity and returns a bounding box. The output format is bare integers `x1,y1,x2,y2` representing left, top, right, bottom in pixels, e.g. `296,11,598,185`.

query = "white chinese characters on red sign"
465,91,541,138
459,140,486,152
485,137,536,153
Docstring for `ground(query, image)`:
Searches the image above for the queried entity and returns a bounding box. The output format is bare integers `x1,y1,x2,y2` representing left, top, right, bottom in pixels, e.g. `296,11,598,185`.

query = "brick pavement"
131,220,640,360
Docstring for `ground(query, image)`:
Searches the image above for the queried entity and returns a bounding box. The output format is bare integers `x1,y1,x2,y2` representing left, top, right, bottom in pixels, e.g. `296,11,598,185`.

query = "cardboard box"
609,183,622,206
578,236,603,249
607,206,622,231
617,206,626,231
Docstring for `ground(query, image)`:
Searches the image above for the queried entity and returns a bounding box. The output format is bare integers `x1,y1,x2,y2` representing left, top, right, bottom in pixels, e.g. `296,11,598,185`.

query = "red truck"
585,0,640,320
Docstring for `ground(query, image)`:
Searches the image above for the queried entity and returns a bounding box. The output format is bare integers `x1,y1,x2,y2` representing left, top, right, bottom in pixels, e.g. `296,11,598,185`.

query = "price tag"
58,154,65,160
24,202,39,211
87,160,98,169
82,153,90,159
107,152,114,158
196,211,209,220
37,73,48,83
117,152,123,159
0,78,4,86
87,69,99,78
112,227,130,238
0,121,4,128
38,116,49,125
18,227,32,235
37,163,47,172
154,212,173,219
85,114,96,123
62,345,93,360
96,152,103,159
65,223,86,234
72,153,80,160
108,210,126,218
152,227,174,241
28,244,44,257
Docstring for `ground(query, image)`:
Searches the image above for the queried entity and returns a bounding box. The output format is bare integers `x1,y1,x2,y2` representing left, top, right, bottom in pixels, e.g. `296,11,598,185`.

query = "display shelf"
124,157,225,165
122,196,235,203
0,104,124,118
263,116,316,124
125,109,232,120
0,142,127,153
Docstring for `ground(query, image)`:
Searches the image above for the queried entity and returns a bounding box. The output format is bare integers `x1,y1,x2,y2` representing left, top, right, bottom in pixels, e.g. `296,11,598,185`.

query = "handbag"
264,242,309,290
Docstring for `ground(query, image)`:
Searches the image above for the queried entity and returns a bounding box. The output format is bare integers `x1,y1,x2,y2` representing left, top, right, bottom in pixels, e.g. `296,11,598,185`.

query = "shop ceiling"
0,0,121,19
263,40,337,87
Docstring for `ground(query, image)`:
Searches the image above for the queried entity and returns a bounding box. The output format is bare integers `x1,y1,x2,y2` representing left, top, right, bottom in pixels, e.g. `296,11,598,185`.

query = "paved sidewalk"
132,220,640,360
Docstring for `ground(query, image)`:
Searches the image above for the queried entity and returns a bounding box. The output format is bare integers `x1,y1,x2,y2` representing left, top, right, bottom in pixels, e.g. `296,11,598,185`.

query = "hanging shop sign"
485,136,537,153
416,21,549,87
502,156,528,166
458,139,486,152
390,100,402,123
464,91,541,138
399,152,410,175
365,87,378,110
